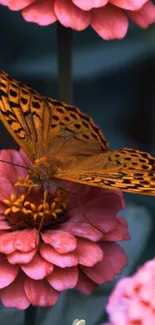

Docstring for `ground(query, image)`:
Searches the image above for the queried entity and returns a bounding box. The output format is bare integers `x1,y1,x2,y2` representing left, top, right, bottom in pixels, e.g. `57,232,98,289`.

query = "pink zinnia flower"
0,148,129,309
105,258,155,325
0,0,155,39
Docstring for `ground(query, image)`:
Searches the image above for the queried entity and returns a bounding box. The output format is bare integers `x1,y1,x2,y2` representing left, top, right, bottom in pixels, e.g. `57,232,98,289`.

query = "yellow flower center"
3,175,68,231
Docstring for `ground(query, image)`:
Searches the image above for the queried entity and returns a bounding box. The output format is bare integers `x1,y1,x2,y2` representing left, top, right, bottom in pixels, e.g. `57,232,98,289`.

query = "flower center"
3,175,68,231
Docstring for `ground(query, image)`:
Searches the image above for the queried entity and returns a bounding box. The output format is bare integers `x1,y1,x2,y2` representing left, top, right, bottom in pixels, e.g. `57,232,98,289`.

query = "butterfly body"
1,69,155,196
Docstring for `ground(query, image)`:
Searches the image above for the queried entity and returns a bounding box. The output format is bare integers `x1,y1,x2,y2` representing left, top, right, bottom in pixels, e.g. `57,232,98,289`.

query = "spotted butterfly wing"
0,70,155,196
0,70,108,160
56,148,155,195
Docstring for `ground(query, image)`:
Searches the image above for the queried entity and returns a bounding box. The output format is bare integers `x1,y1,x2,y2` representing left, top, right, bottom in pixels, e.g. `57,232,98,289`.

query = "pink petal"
54,0,92,31
77,238,103,266
0,256,19,288
0,220,11,230
0,202,6,214
0,229,38,255
0,176,15,201
91,4,128,40
24,278,60,306
8,0,36,10
7,248,37,264
41,230,77,254
72,0,107,10
100,242,127,274
62,216,103,241
40,243,78,268
82,242,127,284
127,1,155,28
0,0,10,5
0,231,21,254
22,0,57,26
82,259,115,284
1,272,30,310
110,0,147,10
76,270,97,295
0,150,27,191
47,266,78,291
70,189,123,234
102,216,130,241
21,253,54,280
14,229,39,252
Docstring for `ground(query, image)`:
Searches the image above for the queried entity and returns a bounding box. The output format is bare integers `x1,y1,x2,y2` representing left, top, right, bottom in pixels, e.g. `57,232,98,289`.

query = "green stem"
24,305,37,325
57,23,73,104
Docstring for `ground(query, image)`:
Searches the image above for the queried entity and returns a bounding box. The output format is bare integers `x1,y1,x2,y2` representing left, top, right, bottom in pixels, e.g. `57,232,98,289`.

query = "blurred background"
0,5,155,324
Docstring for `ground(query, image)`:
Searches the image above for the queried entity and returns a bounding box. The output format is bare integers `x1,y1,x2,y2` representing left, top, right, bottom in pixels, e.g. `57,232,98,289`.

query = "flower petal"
127,1,155,28
40,243,78,268
22,0,57,26
77,238,103,266
47,266,78,291
72,0,107,10
8,0,36,11
0,220,11,230
110,0,147,10
0,0,10,5
1,272,30,310
21,253,54,279
100,242,127,274
62,216,103,242
24,277,60,306
0,150,28,195
14,229,39,252
7,248,37,264
69,188,124,234
0,255,19,288
82,242,127,284
0,231,21,254
76,270,97,295
102,216,130,241
91,4,128,40
54,0,92,30
41,230,77,254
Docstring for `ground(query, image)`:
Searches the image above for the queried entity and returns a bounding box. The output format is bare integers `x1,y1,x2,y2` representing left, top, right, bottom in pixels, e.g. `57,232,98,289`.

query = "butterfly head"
29,156,58,185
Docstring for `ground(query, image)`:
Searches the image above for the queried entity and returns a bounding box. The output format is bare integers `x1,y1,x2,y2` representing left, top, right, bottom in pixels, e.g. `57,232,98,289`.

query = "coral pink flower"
0,0,155,39
106,258,155,325
0,149,129,309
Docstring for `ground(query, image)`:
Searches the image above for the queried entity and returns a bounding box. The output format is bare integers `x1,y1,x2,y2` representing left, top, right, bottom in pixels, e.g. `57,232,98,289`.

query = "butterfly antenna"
0,159,32,171
58,186,104,236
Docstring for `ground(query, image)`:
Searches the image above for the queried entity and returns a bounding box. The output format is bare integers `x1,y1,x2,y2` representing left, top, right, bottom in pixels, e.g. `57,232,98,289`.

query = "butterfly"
0,69,155,196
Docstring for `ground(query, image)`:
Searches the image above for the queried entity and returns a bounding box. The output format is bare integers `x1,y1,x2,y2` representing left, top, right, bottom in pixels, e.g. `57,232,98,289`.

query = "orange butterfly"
0,69,155,196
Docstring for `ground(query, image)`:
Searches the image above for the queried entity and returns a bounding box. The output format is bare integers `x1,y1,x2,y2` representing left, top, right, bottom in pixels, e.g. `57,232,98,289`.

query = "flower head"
0,0,155,39
106,258,155,325
0,149,129,309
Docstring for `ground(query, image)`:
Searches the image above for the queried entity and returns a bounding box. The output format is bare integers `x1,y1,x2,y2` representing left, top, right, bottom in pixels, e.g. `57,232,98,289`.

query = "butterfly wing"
44,96,108,157
0,70,53,161
0,70,109,162
55,148,155,195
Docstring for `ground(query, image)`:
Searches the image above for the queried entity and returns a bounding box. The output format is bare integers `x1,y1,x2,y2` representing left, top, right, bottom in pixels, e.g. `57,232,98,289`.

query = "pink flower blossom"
106,258,155,325
0,0,155,39
0,149,129,309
